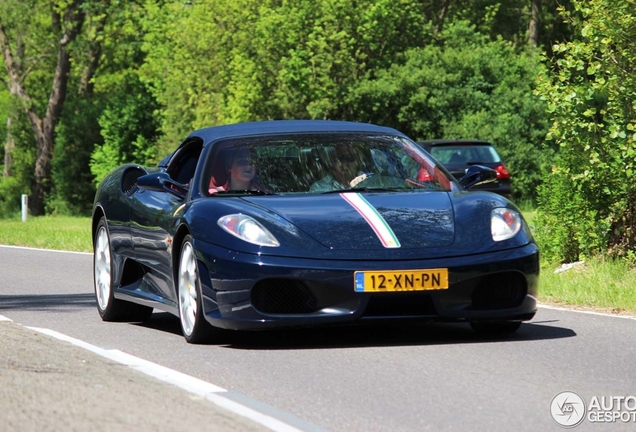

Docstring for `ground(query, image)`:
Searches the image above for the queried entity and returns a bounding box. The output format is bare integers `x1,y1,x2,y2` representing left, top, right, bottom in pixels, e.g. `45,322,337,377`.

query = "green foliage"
535,0,636,262
138,3,553,204
50,95,104,216
534,167,610,262
0,103,33,217
4,106,36,186
139,0,432,146
1,0,577,217
349,21,551,203
90,75,160,185
0,176,23,218
0,0,59,116
1,0,160,215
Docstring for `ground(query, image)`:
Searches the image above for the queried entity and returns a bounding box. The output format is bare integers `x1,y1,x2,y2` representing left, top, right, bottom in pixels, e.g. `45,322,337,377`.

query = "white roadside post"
21,194,28,222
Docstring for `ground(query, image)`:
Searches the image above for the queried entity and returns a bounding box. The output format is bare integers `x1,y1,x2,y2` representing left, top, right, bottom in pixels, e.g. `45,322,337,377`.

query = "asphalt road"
1,245,635,431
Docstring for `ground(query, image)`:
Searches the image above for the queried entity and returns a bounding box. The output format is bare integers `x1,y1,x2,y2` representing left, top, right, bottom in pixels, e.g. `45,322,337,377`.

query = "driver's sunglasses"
234,157,254,166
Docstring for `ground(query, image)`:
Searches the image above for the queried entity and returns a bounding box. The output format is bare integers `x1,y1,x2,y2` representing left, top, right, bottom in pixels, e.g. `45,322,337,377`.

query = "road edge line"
26,326,306,432
0,244,91,255
538,303,636,320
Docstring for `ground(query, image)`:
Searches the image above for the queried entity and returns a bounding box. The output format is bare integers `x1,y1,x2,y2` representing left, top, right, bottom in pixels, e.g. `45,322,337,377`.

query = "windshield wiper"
212,190,277,196
321,187,399,194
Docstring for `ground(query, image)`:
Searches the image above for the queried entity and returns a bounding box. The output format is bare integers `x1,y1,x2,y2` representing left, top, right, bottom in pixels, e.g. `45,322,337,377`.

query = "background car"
92,121,538,344
417,140,512,198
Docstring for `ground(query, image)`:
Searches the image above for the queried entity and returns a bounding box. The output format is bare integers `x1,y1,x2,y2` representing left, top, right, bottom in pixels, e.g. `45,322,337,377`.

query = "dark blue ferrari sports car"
92,120,539,343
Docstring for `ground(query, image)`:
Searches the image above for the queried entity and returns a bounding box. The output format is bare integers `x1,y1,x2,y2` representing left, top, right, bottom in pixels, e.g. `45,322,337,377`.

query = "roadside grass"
540,259,636,314
0,216,92,252
0,215,635,315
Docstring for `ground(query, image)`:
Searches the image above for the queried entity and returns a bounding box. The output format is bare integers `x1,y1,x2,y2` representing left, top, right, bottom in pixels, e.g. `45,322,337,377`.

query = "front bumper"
194,240,539,330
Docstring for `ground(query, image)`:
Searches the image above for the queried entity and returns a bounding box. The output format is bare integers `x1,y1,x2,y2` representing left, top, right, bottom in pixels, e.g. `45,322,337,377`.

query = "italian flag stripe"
340,193,401,248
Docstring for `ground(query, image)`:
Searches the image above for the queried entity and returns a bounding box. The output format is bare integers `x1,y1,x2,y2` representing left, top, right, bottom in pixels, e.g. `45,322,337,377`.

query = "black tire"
177,235,220,344
93,217,153,322
470,321,522,335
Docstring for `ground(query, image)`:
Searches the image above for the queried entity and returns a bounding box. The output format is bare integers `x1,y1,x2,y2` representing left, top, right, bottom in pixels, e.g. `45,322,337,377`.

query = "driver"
309,146,369,192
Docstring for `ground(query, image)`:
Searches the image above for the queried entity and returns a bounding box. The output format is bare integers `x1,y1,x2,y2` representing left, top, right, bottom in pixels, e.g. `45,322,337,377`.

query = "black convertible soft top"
187,120,407,143
157,120,408,168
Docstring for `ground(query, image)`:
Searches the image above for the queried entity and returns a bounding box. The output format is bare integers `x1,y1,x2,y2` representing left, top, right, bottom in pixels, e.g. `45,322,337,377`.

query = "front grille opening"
251,279,318,314
471,272,526,310
363,293,437,317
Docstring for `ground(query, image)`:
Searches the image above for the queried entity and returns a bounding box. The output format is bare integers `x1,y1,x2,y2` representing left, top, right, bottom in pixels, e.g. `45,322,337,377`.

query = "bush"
534,0,636,262
348,21,551,203
0,176,25,218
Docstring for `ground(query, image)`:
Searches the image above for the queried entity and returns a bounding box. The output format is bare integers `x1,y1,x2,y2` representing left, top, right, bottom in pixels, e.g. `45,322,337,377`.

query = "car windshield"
205,133,455,195
429,145,501,165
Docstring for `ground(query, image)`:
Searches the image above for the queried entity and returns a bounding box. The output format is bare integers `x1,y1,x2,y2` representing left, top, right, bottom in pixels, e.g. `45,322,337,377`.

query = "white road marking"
26,326,304,432
0,244,91,255
537,303,636,320
27,327,227,393
0,314,12,321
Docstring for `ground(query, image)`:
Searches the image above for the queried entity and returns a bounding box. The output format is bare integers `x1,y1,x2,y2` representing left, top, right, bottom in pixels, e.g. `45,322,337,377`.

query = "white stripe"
342,193,399,248
26,327,304,432
0,314,12,322
538,303,636,320
0,244,91,255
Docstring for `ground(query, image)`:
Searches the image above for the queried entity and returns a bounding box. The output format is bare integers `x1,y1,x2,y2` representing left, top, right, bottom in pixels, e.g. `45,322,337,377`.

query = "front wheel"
177,236,220,344
470,321,522,335
93,217,153,322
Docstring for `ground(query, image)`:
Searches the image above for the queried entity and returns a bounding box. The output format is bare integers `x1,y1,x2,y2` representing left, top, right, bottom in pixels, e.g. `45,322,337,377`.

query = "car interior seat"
449,152,464,164
209,151,229,189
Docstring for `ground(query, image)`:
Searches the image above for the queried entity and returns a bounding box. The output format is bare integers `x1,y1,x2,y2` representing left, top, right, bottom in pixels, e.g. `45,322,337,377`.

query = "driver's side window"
166,140,203,185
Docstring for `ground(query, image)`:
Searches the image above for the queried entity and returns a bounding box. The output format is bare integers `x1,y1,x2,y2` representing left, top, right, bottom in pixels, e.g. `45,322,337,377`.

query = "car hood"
187,191,532,260
241,192,454,250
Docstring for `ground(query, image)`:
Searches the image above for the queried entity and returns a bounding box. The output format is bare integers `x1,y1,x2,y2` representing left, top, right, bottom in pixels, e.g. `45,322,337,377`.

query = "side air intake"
121,167,146,195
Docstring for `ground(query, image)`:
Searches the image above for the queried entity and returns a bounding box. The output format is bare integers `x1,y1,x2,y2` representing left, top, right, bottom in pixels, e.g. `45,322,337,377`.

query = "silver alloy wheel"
94,226,112,311
178,242,198,337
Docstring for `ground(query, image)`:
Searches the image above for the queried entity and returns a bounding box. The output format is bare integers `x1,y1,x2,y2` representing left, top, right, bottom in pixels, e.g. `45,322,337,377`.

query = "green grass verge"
0,216,92,252
540,259,636,315
0,215,634,315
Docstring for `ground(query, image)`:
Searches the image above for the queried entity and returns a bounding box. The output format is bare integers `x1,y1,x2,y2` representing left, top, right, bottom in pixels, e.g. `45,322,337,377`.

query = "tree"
0,0,85,215
348,21,551,203
528,0,541,46
0,1,157,215
535,0,636,262
89,75,160,186
139,0,431,146
1,87,10,177
54,1,158,213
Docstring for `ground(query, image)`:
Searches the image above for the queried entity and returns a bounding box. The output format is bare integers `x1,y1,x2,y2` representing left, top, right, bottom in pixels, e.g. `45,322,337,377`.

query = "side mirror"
458,165,498,190
137,172,188,198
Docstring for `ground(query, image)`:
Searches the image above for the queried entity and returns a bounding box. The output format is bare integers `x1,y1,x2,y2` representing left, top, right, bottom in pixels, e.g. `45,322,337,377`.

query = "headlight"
218,214,280,247
491,208,521,241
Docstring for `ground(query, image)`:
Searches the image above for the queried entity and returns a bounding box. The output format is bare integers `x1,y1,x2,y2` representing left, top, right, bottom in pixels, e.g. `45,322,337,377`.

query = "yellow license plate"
354,269,449,292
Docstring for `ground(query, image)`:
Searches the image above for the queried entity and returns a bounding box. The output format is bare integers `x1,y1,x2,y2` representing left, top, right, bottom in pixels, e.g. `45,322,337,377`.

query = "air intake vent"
471,272,526,310
251,279,318,314
121,168,146,195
